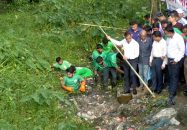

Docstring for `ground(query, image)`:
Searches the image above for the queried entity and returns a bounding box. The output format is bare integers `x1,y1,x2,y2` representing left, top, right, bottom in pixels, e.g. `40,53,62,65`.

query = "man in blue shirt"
137,30,153,89
128,21,142,41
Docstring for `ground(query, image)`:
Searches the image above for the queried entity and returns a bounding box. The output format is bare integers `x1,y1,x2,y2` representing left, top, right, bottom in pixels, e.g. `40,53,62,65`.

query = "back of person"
100,37,114,54
104,52,117,68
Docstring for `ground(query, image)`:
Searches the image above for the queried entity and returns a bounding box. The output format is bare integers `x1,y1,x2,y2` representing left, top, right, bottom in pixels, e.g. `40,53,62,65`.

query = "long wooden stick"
79,23,126,30
99,26,155,98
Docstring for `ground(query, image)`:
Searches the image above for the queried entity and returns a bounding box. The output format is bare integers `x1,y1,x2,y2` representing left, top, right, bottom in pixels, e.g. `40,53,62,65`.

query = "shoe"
156,90,162,94
124,90,130,94
132,89,137,95
167,98,175,106
184,90,187,96
167,100,175,106
111,82,116,88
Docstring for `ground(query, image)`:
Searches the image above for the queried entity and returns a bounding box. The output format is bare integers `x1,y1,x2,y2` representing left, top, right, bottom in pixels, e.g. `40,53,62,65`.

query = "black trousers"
168,58,180,100
151,58,163,92
122,58,138,92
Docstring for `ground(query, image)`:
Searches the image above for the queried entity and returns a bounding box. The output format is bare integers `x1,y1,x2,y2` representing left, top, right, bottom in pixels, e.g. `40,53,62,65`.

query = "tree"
151,0,158,16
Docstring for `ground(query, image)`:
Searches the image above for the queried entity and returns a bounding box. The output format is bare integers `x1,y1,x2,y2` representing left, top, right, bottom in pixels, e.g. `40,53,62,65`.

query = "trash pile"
65,87,186,130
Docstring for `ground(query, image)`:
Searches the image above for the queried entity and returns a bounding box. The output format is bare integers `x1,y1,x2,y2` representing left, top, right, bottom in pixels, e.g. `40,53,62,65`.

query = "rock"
115,122,124,130
77,112,96,120
117,88,132,104
146,108,179,130
170,117,180,126
153,108,177,121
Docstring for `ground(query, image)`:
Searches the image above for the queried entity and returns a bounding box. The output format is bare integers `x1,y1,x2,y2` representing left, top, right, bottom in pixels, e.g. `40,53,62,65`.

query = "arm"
116,67,124,74
174,37,185,62
79,77,86,92
106,35,123,47
149,44,154,66
61,77,73,92
131,41,139,59
161,40,167,68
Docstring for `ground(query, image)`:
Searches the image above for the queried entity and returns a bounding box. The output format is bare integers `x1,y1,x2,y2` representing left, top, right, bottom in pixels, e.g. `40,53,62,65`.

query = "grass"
0,5,94,130
0,0,151,129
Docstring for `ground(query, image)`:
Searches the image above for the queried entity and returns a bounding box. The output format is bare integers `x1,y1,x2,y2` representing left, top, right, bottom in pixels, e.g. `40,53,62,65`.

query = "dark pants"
179,57,185,83
151,58,163,92
122,58,138,92
103,67,117,87
163,65,169,88
168,58,180,100
184,57,187,89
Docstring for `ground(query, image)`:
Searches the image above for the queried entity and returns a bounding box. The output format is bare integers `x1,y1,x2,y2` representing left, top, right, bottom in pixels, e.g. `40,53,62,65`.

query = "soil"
67,84,187,130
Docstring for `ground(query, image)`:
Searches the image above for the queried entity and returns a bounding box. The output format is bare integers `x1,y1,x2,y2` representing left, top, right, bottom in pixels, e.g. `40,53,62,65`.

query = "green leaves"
21,88,67,106
57,122,77,130
0,120,14,130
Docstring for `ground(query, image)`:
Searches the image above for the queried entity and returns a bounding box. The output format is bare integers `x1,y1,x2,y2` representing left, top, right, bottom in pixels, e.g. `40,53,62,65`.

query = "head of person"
96,56,104,65
164,26,175,38
96,44,103,53
129,20,139,32
156,12,166,21
168,10,180,23
182,24,187,36
66,65,76,78
176,8,185,18
124,31,132,43
152,22,160,32
152,17,159,24
140,30,147,41
161,20,169,30
144,14,151,22
102,36,109,45
152,31,162,42
56,57,62,65
144,25,152,35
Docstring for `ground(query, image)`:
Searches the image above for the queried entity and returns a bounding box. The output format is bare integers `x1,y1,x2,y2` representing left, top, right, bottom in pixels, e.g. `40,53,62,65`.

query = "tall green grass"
0,0,150,129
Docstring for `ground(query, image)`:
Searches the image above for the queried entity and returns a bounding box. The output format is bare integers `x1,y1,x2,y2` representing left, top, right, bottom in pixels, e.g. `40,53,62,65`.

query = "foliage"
0,0,151,129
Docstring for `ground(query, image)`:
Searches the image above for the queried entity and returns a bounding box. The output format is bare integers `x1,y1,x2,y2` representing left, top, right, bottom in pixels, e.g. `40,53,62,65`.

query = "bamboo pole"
99,26,155,98
79,23,126,30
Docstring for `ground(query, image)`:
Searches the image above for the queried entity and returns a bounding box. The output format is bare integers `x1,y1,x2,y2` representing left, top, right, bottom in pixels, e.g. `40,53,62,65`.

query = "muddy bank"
65,85,187,130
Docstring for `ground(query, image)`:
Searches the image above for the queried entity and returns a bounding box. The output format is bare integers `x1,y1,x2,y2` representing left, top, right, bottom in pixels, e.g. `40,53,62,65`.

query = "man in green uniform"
95,52,124,88
100,37,114,54
92,44,106,68
92,44,106,65
52,57,71,72
75,67,93,78
62,66,86,92
52,57,93,78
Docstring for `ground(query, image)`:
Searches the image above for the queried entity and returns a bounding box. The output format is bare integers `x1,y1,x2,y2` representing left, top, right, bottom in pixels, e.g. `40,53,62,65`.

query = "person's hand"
123,56,127,60
161,64,165,70
172,61,177,64
161,56,165,60
149,62,152,66
106,35,111,40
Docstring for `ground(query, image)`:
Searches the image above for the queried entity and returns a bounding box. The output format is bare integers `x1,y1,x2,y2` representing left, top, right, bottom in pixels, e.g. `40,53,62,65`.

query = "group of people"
52,8,187,106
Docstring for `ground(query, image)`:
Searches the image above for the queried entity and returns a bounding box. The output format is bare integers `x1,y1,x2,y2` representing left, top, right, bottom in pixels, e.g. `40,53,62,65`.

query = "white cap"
176,8,184,14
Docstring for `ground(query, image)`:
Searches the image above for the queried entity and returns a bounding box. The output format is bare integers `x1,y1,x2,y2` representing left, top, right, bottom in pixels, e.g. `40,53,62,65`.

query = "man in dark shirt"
128,21,142,41
168,10,183,31
137,30,153,89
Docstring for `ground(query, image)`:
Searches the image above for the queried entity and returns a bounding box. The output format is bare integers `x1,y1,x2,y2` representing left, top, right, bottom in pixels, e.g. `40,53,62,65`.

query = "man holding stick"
106,31,139,94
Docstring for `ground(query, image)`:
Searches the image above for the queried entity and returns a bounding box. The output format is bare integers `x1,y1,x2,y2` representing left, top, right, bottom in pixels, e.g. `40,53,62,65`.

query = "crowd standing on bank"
52,9,187,106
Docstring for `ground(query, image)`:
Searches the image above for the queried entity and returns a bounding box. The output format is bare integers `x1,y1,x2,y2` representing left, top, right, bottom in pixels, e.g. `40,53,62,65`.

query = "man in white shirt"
106,31,139,94
182,25,187,96
176,8,187,26
150,31,167,94
164,26,185,105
